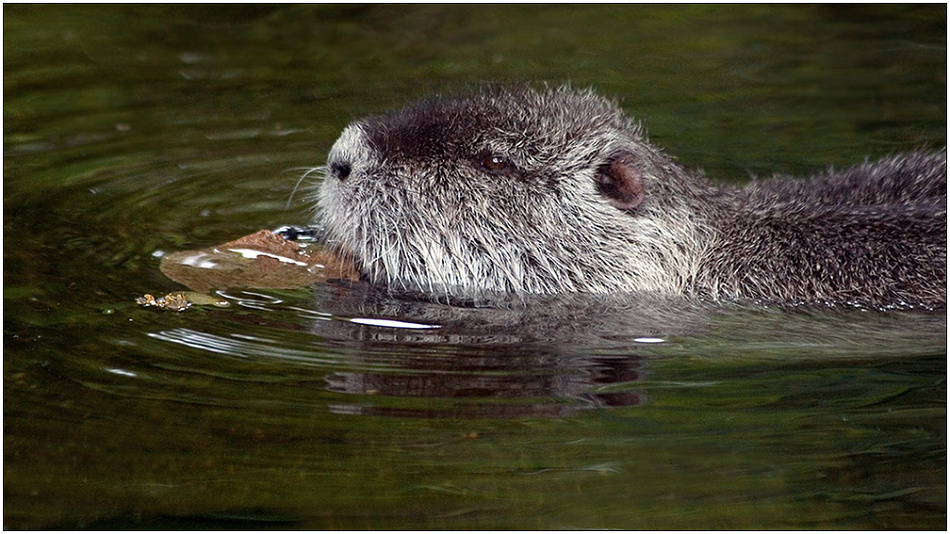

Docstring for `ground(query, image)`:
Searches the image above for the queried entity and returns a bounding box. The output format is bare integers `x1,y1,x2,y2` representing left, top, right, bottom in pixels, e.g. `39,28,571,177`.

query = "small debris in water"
136,291,229,312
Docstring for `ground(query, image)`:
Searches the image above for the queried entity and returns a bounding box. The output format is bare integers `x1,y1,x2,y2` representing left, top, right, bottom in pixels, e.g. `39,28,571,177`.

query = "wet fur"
316,86,946,309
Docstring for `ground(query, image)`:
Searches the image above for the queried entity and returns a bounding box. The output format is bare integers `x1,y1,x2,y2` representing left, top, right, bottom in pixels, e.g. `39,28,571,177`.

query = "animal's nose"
330,160,352,181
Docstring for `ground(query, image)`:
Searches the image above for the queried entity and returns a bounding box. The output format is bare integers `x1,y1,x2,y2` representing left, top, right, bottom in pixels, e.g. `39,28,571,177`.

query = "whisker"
286,165,327,210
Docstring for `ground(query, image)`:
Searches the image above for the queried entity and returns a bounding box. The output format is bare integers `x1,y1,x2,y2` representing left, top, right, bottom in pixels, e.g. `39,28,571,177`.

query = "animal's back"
746,150,946,207
699,150,947,309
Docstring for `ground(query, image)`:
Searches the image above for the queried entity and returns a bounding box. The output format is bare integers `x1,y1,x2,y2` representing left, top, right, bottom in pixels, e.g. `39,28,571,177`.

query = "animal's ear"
596,152,645,211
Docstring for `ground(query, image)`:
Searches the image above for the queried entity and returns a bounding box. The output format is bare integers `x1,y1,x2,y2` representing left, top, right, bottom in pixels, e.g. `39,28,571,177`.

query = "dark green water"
4,5,946,529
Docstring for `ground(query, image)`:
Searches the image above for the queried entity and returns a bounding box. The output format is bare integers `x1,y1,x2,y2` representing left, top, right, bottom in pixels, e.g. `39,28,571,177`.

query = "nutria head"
316,86,711,301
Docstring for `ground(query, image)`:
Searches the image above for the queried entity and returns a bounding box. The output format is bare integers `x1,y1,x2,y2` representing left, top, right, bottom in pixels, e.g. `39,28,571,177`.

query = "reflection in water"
302,280,716,418
139,283,948,425
136,280,702,419
149,282,663,418
311,278,710,344
323,349,647,419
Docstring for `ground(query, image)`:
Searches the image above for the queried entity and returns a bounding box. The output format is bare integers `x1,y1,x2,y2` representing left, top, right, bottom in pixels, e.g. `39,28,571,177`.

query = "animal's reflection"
322,349,647,418
309,280,708,418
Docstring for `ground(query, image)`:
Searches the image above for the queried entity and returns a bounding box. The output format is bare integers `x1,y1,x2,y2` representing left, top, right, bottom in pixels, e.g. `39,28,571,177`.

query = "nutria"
315,85,946,309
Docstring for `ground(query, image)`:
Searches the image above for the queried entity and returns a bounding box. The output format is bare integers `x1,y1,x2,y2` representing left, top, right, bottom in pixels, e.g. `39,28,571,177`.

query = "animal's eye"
478,153,513,174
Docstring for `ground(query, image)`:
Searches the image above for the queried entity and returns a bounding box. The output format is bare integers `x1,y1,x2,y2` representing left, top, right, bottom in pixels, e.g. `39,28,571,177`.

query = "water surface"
4,5,946,529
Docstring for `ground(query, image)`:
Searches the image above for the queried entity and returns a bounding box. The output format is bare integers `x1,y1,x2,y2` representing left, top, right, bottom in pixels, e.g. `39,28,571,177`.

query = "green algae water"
4,5,946,529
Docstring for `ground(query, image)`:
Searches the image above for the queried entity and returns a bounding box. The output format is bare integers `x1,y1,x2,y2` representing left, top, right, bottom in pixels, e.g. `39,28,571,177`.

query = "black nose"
331,161,352,181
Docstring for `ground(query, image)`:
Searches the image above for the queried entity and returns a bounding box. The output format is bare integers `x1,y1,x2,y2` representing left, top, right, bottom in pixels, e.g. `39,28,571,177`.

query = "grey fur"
315,85,946,309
